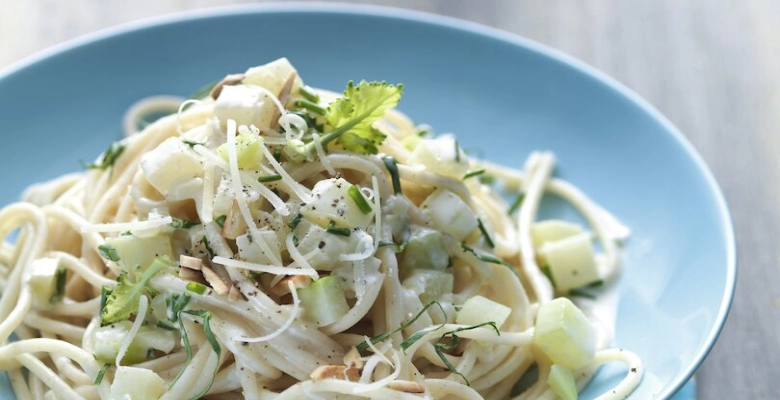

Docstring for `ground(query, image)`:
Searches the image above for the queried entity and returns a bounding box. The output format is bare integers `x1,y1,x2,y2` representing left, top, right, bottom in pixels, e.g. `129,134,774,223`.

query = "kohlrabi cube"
93,322,176,365
216,129,264,169
297,276,349,327
105,235,173,273
213,84,279,131
410,135,469,179
110,366,166,399
402,269,454,305
24,257,62,308
243,57,303,98
140,137,203,195
300,178,374,229
548,364,577,400
531,220,583,250
539,232,600,292
533,297,596,369
421,189,478,241
402,227,450,271
456,295,512,329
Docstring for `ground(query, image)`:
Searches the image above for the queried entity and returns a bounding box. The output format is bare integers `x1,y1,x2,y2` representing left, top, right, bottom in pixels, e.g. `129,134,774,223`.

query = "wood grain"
1,0,778,398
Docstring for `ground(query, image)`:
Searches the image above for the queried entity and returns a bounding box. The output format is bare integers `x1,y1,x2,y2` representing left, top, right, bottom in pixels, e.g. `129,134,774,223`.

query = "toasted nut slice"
270,275,312,297
221,199,247,240
310,365,360,382
210,73,246,100
178,266,205,283
388,380,426,393
343,347,364,370
202,265,230,295
180,255,204,271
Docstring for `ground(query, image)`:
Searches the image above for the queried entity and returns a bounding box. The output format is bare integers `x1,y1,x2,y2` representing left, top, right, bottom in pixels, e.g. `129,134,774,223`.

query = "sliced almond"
202,265,230,295
310,365,360,382
270,71,298,130
388,380,426,393
228,285,245,302
180,255,204,271
343,347,364,370
178,266,206,284
210,73,246,100
221,199,247,240
270,275,312,297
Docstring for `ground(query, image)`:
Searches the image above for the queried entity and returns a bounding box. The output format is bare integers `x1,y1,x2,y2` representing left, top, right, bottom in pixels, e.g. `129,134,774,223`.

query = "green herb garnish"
382,156,403,195
326,221,351,237
101,256,171,325
170,218,199,229
257,174,282,183
476,218,495,249
463,169,485,180
508,193,525,215
348,185,373,214
98,244,120,262
186,282,207,295
94,363,111,385
214,215,227,228
357,301,446,353
294,99,327,116
84,142,125,171
288,213,303,230
299,85,321,103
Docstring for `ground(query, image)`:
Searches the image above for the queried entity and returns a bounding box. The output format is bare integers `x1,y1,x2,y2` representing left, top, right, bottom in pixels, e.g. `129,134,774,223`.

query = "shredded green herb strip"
507,193,525,215
186,282,207,295
378,240,407,253
84,142,125,171
156,321,176,331
49,267,67,304
214,215,227,228
299,85,320,103
98,244,120,262
295,99,327,116
454,140,461,162
463,169,486,180
94,363,111,385
382,156,403,195
477,219,495,249
348,185,373,214
326,220,351,237
170,218,199,229
202,236,216,258
288,213,303,230
182,140,204,148
166,293,191,322
182,310,221,399
257,174,282,183
357,301,446,353
460,243,508,266
478,174,496,185
434,322,500,385
568,280,604,299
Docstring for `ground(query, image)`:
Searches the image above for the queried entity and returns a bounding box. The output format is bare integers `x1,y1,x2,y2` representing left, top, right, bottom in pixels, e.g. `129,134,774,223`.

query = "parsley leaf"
100,256,171,325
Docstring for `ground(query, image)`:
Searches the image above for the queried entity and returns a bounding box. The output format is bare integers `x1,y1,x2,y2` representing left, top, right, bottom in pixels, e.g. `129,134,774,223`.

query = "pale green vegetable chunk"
533,297,596,369
539,232,599,292
456,295,512,329
24,257,60,308
297,276,349,327
531,220,583,250
109,366,166,399
300,178,374,229
217,131,264,169
106,235,173,274
402,269,454,305
420,188,478,241
402,227,450,271
93,322,176,365
548,364,578,400
410,135,469,179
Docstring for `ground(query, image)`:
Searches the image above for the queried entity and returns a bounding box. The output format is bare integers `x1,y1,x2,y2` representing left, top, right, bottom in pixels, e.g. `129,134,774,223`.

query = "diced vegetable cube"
213,84,278,131
109,366,166,399
300,178,374,229
24,257,61,308
410,135,469,179
531,220,583,250
105,235,173,274
402,227,450,271
140,137,203,195
94,322,176,365
216,130,264,169
297,276,349,327
548,364,578,400
533,297,596,369
402,269,454,305
539,232,600,292
420,189,477,241
456,295,511,329
243,57,302,99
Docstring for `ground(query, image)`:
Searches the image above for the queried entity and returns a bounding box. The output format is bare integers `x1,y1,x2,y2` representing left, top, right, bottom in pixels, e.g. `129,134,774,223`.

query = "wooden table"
2,1,777,398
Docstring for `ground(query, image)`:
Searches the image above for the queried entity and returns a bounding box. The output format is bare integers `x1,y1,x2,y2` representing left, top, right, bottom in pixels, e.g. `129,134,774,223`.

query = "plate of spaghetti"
0,4,735,400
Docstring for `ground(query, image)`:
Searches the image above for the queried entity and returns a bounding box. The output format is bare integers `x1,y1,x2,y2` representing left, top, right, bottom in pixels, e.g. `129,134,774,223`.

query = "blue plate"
0,4,735,399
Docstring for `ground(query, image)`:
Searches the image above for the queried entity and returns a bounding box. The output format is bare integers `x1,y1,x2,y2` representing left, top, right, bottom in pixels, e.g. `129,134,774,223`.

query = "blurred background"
1,0,778,398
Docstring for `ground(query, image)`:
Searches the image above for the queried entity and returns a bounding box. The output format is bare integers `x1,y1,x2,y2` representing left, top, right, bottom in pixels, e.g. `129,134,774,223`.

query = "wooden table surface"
1,1,777,398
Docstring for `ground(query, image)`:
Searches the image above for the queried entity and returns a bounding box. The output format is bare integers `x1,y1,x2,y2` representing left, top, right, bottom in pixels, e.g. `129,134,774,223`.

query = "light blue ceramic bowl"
0,4,735,399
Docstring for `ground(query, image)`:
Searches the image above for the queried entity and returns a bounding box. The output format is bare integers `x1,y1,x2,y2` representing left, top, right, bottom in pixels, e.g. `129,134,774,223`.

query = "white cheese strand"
212,256,317,277
80,216,172,234
312,133,336,176
115,295,148,368
285,233,319,281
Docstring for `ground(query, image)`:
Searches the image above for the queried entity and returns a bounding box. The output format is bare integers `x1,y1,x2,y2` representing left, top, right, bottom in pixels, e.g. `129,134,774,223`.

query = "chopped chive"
98,244,120,262
378,240,407,253
94,363,111,385
569,288,597,299
156,321,176,331
434,322,500,385
186,282,207,295
182,139,204,148
507,193,525,215
146,348,156,359
49,267,67,304
348,185,373,214
272,146,283,162
295,99,327,115
166,293,191,323
416,125,431,137
586,279,605,288
326,221,351,237
299,85,320,103
478,174,496,185
99,287,112,325
214,215,227,228
477,219,495,249
202,236,215,258
382,156,403,195
463,169,486,180
358,301,446,353
454,140,461,162
170,218,199,229
120,230,133,236
460,243,520,280
288,213,303,230
292,235,300,247
182,310,221,398
84,142,125,171
170,311,193,388
257,174,282,183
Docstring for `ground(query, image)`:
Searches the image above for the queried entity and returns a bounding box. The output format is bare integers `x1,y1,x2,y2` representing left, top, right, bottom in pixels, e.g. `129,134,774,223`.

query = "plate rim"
0,3,737,398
